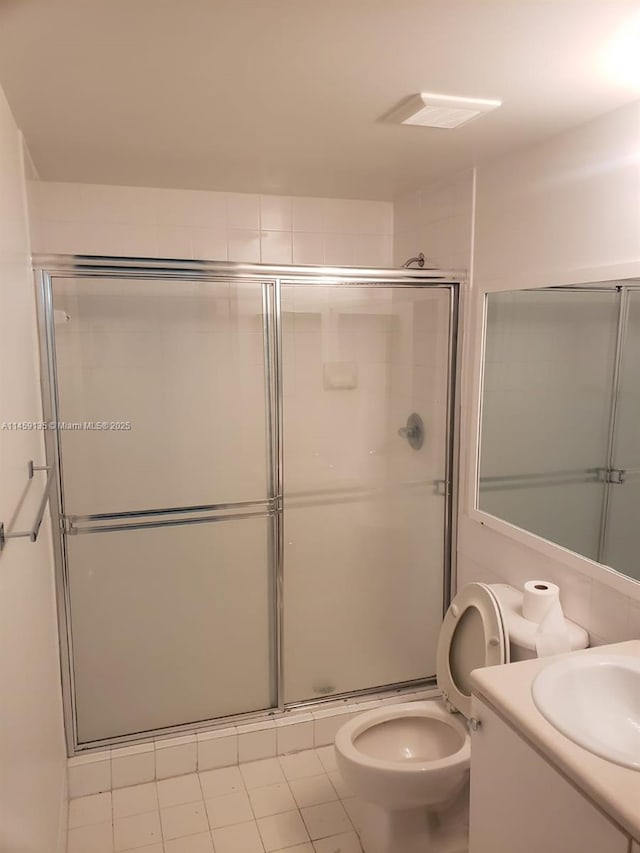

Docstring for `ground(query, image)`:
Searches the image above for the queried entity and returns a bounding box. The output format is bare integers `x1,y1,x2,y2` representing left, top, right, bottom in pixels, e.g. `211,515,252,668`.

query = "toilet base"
359,784,469,853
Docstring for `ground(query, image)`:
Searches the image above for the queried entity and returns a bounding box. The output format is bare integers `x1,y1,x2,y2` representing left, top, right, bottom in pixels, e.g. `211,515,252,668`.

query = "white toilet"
334,582,588,853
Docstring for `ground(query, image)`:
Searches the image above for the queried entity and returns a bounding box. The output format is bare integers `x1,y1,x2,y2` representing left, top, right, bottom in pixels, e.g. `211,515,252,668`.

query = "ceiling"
0,0,638,200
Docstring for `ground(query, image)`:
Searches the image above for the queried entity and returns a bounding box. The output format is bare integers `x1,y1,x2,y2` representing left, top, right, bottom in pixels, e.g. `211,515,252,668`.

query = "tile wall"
27,182,394,266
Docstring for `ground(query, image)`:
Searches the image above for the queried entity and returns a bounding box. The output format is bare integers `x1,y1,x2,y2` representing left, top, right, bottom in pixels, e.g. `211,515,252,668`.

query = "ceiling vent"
387,93,501,129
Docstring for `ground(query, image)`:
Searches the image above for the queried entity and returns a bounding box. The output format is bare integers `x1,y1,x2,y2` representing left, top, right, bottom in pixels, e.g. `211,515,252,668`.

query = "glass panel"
282,285,451,702
479,290,618,560
52,277,269,514
603,291,640,579
68,517,273,743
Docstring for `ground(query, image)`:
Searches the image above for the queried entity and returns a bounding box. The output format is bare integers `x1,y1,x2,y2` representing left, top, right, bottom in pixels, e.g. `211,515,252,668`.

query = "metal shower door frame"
34,256,460,755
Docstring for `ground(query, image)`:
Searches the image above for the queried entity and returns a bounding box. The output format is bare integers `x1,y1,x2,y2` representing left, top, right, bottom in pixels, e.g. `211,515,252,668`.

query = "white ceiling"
0,0,638,200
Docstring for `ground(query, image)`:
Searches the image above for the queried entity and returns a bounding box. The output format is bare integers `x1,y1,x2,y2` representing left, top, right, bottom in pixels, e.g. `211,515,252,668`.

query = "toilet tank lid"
488,583,589,652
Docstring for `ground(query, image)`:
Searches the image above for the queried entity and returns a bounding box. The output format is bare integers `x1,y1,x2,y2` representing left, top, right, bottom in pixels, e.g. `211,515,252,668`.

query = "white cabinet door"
469,697,630,853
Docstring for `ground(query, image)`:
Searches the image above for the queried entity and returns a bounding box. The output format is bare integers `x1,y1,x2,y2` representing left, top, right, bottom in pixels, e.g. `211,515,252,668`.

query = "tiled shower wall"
27,182,393,266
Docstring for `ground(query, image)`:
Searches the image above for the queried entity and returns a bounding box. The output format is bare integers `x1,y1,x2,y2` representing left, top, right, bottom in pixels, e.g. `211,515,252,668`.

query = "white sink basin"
532,654,640,769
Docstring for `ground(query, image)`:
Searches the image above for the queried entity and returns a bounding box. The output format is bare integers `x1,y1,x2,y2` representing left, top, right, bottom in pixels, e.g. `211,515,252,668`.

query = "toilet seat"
436,582,508,719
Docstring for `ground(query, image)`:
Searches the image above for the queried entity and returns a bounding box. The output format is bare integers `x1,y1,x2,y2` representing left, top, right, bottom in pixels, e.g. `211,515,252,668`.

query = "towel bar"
0,460,54,553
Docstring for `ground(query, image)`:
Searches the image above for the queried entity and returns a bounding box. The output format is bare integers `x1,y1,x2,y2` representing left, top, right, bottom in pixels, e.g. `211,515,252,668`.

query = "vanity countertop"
470,639,640,843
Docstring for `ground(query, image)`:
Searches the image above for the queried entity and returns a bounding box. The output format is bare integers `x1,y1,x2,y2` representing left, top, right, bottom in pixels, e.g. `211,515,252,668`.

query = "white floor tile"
301,802,352,840
211,819,265,853
118,845,162,853
257,810,310,852
113,811,161,851
112,783,159,819
240,757,286,789
164,831,215,853
313,830,362,852
199,766,245,799
315,747,338,773
340,799,364,834
205,791,253,828
279,751,325,781
289,775,338,809
69,791,112,828
157,773,203,808
327,771,353,799
67,821,113,853
249,782,297,818
160,801,209,840
271,846,314,853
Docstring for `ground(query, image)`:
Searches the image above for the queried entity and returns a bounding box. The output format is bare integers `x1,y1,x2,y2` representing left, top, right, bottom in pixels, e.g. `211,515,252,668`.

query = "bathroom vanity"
469,640,640,853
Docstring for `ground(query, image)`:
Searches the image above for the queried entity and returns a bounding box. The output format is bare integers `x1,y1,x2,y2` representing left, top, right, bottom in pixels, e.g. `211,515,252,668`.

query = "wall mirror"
478,280,640,584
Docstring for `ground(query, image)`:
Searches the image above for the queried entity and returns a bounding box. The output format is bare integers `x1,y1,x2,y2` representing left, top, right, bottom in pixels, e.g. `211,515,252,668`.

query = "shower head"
402,253,425,269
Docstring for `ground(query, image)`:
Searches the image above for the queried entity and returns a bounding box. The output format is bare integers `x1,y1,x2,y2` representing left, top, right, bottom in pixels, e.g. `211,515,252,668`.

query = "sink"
531,654,640,769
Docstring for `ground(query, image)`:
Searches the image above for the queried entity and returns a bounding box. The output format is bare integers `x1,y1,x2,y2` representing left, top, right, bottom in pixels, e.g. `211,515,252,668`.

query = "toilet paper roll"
522,581,560,624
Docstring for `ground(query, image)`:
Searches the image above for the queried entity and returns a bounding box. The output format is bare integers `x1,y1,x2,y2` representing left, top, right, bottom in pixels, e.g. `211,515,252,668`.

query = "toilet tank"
489,584,589,662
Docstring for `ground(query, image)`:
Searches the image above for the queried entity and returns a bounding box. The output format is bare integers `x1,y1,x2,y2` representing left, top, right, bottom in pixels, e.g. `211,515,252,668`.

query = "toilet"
334,582,589,853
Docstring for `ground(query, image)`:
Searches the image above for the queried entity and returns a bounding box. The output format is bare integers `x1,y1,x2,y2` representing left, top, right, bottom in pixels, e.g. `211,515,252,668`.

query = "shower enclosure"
36,257,459,752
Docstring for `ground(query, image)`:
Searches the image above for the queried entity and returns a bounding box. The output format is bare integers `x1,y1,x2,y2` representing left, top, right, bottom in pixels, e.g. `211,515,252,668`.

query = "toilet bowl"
334,582,589,853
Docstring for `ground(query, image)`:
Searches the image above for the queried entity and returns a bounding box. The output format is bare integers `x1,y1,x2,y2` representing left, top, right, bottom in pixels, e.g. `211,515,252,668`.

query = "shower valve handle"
398,413,425,450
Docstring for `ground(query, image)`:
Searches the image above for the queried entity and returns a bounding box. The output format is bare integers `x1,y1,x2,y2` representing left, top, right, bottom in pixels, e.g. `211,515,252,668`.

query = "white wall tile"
30,181,394,270
260,195,292,231
155,736,197,780
292,233,324,265
261,230,293,264
292,198,327,232
323,234,356,266
227,229,261,262
275,715,314,755
152,188,227,228
112,744,155,789
227,194,260,229
155,225,194,259
237,721,277,762
191,227,228,261
197,729,238,771
68,756,112,797
312,710,351,747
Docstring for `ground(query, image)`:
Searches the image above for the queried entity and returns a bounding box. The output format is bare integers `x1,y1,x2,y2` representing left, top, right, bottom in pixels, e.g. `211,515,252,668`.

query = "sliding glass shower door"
51,276,277,743
41,263,457,750
281,284,453,701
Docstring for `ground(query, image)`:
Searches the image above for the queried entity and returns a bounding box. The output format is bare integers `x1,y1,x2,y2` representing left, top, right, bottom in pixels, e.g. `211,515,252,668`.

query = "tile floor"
67,746,364,853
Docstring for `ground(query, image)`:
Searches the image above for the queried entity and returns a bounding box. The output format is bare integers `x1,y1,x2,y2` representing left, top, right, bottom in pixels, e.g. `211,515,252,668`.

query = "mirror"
478,281,640,583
